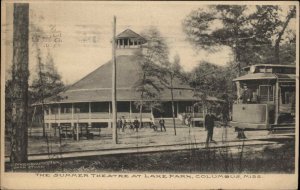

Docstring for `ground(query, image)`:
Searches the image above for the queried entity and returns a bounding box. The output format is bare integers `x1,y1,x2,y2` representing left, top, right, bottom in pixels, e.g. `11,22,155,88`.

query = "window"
186,106,193,113
259,85,274,102
129,39,133,46
117,102,130,112
50,106,59,114
74,103,89,113
60,103,72,114
124,39,128,46
91,102,109,112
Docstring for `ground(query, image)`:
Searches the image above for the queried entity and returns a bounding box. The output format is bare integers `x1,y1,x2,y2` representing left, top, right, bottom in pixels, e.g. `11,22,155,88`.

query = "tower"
115,29,147,56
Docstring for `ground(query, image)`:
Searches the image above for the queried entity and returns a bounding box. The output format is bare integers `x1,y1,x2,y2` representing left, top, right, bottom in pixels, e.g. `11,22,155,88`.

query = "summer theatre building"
43,29,219,129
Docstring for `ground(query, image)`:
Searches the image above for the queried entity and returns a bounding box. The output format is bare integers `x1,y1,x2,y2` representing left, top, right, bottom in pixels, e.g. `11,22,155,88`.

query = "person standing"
159,116,166,132
205,109,217,146
121,116,126,132
133,117,139,132
117,117,123,131
187,114,192,127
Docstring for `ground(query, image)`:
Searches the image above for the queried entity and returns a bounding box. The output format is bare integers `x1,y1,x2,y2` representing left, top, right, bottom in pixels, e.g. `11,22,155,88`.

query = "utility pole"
112,16,118,144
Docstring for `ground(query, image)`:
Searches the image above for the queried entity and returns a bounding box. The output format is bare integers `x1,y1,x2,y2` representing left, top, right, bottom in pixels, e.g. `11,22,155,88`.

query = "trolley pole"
112,16,118,144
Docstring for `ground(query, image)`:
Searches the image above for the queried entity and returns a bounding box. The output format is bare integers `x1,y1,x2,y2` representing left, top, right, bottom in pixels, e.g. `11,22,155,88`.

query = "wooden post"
112,16,118,144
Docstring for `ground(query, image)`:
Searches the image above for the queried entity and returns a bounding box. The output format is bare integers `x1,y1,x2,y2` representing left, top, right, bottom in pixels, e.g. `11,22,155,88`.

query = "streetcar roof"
233,73,296,81
242,64,296,71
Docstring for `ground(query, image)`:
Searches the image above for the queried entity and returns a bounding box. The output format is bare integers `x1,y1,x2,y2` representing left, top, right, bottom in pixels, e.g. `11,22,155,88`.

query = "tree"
31,53,65,102
182,5,295,75
188,61,237,120
273,6,296,64
29,21,64,136
159,54,183,135
134,27,169,128
10,3,30,163
30,52,65,136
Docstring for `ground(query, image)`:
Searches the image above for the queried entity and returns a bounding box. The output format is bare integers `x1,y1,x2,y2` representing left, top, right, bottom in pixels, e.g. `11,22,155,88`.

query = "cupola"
115,29,147,56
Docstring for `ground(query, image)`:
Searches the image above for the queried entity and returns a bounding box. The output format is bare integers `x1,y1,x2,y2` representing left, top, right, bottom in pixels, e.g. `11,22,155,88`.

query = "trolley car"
230,64,296,131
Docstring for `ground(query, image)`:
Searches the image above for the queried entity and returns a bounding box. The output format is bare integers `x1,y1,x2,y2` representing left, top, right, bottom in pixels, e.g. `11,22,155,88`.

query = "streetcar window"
281,87,295,104
259,85,274,102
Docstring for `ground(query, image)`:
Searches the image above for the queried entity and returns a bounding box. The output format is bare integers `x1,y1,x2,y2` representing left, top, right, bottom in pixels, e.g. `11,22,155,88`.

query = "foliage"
182,5,296,73
133,27,169,113
30,53,65,104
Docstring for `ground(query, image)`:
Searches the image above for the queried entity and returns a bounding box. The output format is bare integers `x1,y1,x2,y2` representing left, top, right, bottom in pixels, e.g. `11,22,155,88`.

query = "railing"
91,112,110,119
44,112,153,121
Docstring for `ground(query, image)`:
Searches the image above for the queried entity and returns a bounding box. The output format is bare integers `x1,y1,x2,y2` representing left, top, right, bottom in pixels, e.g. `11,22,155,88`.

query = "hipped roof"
44,55,220,104
116,29,146,42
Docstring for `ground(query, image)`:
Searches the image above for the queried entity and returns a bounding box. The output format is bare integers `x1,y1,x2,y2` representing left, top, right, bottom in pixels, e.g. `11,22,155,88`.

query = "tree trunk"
138,103,143,131
170,75,176,136
139,74,146,129
274,7,295,64
37,47,46,137
10,3,29,163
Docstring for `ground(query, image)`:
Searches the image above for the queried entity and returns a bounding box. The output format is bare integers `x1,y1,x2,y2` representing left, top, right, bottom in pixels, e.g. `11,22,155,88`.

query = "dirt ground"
5,126,277,155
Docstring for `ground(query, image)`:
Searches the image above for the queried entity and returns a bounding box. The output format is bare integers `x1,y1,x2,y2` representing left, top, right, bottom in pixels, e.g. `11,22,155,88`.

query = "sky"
3,1,296,85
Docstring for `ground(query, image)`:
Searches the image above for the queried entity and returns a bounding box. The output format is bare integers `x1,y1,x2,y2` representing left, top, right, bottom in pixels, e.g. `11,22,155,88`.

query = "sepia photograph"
1,1,298,189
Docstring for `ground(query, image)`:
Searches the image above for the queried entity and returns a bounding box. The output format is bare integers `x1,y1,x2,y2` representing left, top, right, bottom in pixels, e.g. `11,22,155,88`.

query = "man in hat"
240,84,252,104
133,116,139,132
159,116,166,132
121,116,126,132
205,108,217,146
117,117,123,131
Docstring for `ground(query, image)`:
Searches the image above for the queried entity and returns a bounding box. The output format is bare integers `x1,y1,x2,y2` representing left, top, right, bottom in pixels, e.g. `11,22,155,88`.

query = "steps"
269,124,295,134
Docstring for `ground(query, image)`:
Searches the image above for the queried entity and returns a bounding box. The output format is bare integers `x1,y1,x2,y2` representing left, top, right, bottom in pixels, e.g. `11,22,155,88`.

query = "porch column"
274,81,280,124
71,103,74,139
202,104,206,128
192,102,195,117
122,39,125,48
88,102,91,127
48,106,52,133
58,104,61,126
129,101,132,121
71,103,74,127
236,81,241,103
176,102,179,118
150,107,154,123
108,102,112,128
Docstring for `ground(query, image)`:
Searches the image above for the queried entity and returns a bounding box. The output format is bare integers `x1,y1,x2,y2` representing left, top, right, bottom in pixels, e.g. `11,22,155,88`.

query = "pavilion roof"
44,55,220,104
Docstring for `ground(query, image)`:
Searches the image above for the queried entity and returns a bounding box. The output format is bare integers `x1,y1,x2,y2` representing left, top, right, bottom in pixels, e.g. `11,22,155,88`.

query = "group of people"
117,116,166,132
117,116,139,132
116,111,219,147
